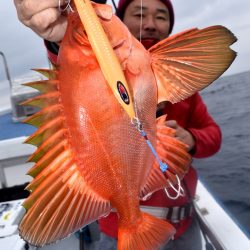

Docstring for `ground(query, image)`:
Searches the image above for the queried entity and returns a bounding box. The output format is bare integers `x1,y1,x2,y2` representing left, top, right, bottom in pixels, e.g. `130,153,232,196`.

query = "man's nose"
143,16,156,31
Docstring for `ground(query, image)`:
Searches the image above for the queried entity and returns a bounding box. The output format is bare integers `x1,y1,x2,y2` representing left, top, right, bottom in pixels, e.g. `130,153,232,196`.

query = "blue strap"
140,130,168,172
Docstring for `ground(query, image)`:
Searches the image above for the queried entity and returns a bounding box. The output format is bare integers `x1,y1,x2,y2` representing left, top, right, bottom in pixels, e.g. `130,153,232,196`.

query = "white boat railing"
195,180,250,250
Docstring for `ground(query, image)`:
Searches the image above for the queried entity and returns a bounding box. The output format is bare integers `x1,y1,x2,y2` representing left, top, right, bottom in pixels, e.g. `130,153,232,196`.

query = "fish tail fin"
118,212,175,250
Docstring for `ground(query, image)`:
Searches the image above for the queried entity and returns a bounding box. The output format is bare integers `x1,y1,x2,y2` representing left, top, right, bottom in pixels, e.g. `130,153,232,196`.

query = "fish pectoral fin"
19,157,111,247
149,25,237,104
140,116,191,199
92,1,113,21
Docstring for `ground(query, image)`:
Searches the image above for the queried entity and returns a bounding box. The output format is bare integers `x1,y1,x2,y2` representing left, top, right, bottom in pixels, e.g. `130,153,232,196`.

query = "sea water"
195,70,250,236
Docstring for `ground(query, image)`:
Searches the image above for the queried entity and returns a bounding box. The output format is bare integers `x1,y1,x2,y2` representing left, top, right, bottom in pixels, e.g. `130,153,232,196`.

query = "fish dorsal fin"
19,70,111,247
149,26,237,104
140,115,191,199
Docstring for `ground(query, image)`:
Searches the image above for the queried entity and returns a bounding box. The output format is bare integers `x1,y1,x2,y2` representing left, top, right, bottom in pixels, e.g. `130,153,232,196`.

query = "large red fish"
19,2,236,249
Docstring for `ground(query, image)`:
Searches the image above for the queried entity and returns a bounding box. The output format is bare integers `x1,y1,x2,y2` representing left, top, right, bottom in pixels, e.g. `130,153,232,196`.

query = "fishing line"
132,0,169,175
140,129,168,172
69,0,181,199
139,0,143,42
131,81,168,173
135,0,184,199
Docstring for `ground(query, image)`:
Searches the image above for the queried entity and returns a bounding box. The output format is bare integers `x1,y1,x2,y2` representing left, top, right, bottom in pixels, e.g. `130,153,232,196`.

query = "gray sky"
0,0,249,83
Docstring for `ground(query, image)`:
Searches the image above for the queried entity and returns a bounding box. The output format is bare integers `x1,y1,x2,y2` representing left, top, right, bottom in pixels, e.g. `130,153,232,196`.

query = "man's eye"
134,13,145,18
156,16,167,20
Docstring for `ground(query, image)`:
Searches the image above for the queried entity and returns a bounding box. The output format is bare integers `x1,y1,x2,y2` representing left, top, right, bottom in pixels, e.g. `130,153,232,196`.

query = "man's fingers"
31,12,67,42
165,120,178,129
28,8,61,34
14,0,67,21
42,16,68,42
14,0,68,42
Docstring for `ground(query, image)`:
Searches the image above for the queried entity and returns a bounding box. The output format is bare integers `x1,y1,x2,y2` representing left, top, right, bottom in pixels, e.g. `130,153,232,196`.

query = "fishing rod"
110,0,117,11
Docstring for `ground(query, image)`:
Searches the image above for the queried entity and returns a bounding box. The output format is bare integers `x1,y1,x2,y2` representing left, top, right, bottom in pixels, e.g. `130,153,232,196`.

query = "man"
14,0,221,249
98,1,221,249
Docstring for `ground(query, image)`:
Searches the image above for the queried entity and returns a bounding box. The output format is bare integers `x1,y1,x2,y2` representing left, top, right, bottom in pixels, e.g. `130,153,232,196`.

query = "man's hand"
165,120,195,152
14,0,68,42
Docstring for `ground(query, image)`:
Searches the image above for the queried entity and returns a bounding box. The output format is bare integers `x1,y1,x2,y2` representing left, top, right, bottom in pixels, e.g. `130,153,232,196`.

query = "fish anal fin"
140,162,168,200
156,115,191,177
149,26,237,103
140,116,191,199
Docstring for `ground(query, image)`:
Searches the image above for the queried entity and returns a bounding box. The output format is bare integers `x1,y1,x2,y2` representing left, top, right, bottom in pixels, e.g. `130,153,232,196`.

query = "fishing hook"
164,175,185,200
58,0,74,13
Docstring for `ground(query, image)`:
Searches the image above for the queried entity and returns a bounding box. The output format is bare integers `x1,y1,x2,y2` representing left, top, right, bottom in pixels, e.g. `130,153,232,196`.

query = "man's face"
123,0,170,42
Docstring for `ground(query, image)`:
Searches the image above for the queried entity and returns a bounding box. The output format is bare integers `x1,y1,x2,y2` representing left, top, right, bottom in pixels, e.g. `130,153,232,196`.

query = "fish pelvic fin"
19,69,111,247
118,212,175,250
149,25,237,104
140,115,191,199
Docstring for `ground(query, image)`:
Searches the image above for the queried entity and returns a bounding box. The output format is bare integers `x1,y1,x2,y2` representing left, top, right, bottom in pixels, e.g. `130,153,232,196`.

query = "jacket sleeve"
44,40,59,65
187,93,222,158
